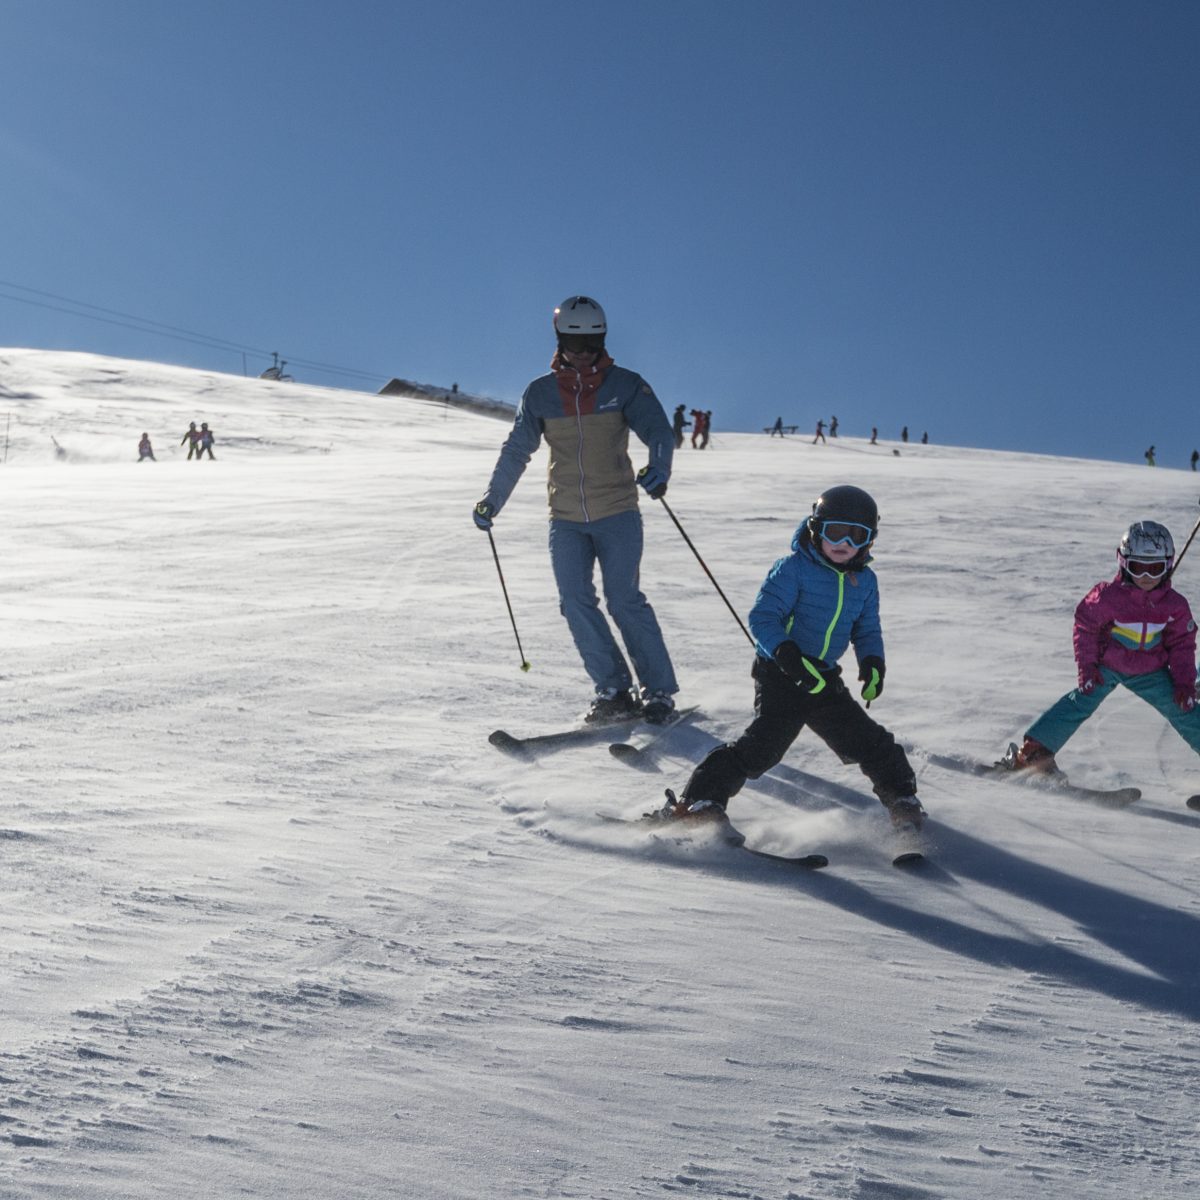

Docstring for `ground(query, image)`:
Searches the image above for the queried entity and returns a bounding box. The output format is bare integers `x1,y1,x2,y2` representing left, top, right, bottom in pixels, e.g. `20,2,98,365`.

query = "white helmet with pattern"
1118,520,1175,580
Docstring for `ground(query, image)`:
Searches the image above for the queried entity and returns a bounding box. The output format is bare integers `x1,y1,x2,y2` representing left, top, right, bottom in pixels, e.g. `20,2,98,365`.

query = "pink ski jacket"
1073,573,1197,689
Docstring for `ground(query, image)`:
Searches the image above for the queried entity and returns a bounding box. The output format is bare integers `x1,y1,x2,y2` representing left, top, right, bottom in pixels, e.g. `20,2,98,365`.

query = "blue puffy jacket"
749,537,885,669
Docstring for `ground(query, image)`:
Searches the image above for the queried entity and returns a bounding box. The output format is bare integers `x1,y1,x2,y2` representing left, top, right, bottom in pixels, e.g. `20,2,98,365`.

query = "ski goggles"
558,333,605,354
816,520,875,549
1124,558,1171,579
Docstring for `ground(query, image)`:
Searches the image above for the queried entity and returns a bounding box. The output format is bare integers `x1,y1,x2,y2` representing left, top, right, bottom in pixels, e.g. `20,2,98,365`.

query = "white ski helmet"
553,295,607,336
1117,520,1175,578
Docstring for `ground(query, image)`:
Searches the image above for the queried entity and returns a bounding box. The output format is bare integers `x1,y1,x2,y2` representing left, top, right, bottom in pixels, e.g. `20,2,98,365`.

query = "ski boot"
641,690,676,726
645,788,729,825
998,737,1059,775
882,794,927,832
584,687,642,726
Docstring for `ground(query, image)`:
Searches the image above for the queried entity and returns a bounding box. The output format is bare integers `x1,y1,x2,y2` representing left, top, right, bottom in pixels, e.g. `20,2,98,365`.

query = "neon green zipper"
782,559,846,694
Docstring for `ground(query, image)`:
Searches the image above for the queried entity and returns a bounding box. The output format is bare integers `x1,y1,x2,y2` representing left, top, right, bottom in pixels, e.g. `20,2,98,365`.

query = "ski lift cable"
0,278,394,387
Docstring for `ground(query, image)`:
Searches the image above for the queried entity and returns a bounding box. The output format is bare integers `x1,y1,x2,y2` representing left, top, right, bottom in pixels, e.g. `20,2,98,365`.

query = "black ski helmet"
807,485,879,543
795,485,879,570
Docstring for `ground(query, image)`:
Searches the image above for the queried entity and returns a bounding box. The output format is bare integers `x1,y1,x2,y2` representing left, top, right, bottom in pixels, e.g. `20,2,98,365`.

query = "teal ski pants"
1026,666,1200,756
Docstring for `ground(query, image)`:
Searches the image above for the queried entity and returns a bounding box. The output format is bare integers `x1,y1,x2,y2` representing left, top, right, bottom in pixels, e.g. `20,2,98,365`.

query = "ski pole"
484,529,531,672
656,496,755,649
1172,498,1200,572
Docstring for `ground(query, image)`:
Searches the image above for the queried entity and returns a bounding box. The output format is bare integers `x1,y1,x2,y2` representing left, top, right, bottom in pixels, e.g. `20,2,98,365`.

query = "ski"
488,711,644,760
596,812,828,869
607,706,701,769
741,845,830,870
1187,795,1200,812
891,833,925,868
887,818,926,868
923,750,1140,809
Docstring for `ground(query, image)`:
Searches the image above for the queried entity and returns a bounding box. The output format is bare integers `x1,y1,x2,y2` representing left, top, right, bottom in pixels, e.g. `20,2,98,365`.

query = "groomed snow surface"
2,348,1200,1199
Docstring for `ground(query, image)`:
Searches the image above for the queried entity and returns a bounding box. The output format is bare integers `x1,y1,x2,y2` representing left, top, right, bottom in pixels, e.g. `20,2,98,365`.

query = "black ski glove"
636,465,668,499
773,643,842,695
858,655,885,702
473,499,496,531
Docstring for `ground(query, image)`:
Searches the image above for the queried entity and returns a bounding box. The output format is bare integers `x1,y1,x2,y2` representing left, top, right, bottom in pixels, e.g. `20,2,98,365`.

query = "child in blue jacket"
658,485,924,828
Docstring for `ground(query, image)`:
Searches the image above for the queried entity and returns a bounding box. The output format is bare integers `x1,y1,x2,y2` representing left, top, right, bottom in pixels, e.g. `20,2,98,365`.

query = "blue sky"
2,0,1197,464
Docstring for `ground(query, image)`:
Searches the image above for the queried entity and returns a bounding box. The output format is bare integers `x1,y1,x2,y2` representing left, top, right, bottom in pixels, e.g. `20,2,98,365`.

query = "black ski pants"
681,655,917,809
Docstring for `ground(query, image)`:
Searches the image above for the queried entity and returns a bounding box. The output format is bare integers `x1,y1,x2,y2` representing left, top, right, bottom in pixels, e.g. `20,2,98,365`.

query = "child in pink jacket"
1005,520,1198,773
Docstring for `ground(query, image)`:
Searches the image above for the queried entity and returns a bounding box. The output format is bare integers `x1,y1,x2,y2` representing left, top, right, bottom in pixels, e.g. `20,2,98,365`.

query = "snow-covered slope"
2,348,1200,1198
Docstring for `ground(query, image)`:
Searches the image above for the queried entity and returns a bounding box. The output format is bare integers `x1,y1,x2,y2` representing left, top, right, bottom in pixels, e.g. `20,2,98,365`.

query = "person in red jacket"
1002,520,1199,773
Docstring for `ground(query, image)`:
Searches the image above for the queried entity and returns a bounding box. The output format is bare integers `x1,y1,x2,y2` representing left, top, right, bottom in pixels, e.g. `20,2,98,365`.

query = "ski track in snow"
3,350,1200,1197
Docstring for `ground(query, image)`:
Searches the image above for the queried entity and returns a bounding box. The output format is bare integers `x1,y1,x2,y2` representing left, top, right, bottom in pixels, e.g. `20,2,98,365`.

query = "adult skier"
672,404,690,449
473,296,679,725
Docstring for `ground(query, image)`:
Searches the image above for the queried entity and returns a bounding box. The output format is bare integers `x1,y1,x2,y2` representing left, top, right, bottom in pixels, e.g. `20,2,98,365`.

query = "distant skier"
690,408,707,449
181,422,200,460
473,294,679,726
921,431,929,445
1192,449,1199,472
870,427,878,445
198,422,216,460
649,485,924,832
673,404,690,449
770,416,785,438
137,433,155,462
700,410,712,449
813,420,826,445
999,521,1198,775
1145,446,1156,467
901,426,909,444
829,415,838,438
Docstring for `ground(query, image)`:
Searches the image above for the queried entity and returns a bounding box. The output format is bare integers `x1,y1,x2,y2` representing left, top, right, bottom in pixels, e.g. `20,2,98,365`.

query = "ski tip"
892,851,925,868
736,846,829,869
608,743,664,775
488,730,531,758
608,743,642,761
1187,795,1200,813
1087,787,1141,808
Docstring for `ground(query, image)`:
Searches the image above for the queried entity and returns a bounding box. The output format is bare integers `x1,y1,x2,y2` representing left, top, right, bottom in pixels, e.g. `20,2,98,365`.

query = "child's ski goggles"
816,520,875,549
1124,558,1171,578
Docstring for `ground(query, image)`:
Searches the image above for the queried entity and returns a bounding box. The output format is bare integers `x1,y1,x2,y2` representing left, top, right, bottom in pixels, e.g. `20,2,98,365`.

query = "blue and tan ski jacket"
749,539,885,670
483,361,673,524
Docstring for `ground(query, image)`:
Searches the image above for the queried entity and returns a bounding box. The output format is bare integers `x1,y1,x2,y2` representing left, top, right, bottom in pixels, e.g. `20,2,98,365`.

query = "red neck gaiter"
551,352,615,415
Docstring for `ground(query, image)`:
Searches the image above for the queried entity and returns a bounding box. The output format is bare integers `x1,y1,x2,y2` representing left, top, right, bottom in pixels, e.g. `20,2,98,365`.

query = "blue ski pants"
1026,666,1200,756
548,509,678,698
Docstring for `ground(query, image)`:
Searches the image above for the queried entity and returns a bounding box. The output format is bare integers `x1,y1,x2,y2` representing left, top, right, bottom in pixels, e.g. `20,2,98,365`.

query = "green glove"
858,655,885,702
773,643,841,695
